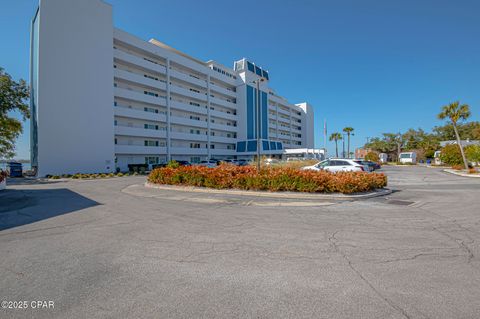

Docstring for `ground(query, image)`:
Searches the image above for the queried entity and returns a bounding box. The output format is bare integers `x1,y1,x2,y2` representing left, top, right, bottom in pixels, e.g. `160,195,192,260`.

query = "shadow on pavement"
5,177,62,186
0,188,99,231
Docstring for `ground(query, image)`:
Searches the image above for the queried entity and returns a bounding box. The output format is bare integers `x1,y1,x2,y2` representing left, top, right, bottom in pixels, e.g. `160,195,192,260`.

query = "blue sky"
1,0,479,159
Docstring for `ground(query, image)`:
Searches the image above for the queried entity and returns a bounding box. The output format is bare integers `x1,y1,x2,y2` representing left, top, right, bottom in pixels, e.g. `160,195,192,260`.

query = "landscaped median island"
147,164,387,194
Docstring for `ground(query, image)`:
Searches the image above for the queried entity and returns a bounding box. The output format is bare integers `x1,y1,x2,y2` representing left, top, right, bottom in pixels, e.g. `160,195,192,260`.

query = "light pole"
342,133,346,158
252,78,265,171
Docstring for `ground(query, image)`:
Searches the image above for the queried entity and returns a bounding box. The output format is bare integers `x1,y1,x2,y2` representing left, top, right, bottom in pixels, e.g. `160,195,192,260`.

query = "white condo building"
30,0,315,176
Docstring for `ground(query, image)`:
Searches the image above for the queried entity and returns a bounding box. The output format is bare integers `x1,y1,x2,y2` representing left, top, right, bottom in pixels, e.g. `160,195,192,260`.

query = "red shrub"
148,165,387,194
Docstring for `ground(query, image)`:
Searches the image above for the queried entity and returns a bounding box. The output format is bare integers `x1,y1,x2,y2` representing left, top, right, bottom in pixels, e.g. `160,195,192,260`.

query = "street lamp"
252,78,265,171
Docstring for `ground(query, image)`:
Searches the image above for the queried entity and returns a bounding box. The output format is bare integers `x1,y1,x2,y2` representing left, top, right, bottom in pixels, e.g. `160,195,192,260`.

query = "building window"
210,144,215,149
144,91,159,97
189,115,200,121
144,140,159,147
189,88,200,93
144,74,159,81
190,143,201,149
190,156,201,163
190,102,200,107
190,129,200,135
144,124,159,130
145,156,159,164
114,138,117,144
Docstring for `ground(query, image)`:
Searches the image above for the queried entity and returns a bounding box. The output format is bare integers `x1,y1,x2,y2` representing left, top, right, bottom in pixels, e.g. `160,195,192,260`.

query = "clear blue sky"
1,0,479,159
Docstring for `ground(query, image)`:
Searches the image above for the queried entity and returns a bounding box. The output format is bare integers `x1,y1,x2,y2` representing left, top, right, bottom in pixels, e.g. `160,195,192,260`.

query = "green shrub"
72,174,81,179
439,144,463,166
100,174,107,178
148,166,387,194
364,152,380,162
465,145,480,163
51,175,60,179
167,160,180,169
117,172,124,177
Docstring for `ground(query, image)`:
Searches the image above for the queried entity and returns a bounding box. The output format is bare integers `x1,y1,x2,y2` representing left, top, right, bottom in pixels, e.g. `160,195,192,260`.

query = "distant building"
355,148,372,159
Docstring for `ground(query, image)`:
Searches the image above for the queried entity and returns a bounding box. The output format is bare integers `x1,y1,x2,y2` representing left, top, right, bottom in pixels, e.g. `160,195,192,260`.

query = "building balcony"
210,83,236,99
114,87,167,106
210,109,237,121
114,49,167,75
210,96,236,109
115,68,167,91
210,135,237,144
170,85,207,102
210,149,236,156
114,126,167,138
169,69,207,88
170,132,208,142
170,100,207,116
170,147,208,156
170,116,208,128
210,122,239,132
114,106,166,122
115,145,167,155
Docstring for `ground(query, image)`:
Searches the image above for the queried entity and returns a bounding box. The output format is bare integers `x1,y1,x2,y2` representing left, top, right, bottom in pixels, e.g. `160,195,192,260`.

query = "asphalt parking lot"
1,166,480,319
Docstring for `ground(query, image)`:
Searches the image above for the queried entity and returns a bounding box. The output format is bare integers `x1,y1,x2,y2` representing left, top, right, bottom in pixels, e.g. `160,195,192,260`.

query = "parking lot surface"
1,166,480,318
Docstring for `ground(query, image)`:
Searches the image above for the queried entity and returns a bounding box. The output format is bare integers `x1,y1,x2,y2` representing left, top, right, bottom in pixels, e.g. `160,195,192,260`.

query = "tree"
365,151,379,162
0,67,30,159
329,132,342,157
437,101,471,170
439,144,463,166
432,121,480,140
465,145,480,164
342,127,354,158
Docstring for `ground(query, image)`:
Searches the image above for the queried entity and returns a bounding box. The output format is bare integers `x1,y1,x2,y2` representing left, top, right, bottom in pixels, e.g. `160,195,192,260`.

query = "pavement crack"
328,231,412,319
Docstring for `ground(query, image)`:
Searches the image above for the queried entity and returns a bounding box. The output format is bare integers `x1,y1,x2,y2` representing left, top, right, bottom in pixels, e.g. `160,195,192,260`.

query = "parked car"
301,159,366,172
236,159,249,166
198,160,217,168
176,160,191,166
354,160,381,171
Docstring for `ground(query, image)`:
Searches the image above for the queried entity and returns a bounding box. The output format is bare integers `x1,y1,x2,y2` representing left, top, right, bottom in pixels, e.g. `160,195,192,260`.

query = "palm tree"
343,127,354,158
329,133,342,157
438,101,471,169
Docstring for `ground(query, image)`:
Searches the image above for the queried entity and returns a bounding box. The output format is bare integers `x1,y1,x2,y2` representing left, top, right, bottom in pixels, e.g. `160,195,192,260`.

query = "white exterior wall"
297,102,314,148
33,0,114,176
32,0,315,174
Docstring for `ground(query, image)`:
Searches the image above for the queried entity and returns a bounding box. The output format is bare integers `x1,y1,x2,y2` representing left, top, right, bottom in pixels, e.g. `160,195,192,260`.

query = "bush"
148,166,387,194
439,144,463,166
167,160,180,169
465,145,480,164
452,164,463,170
117,172,124,177
364,152,380,162
468,168,477,174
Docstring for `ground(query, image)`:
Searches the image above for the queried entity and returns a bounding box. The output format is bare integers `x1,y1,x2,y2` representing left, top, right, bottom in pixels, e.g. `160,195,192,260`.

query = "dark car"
176,160,191,166
357,160,381,171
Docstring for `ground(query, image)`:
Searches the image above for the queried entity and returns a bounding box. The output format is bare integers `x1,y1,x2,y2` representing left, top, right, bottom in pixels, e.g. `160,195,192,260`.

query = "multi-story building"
30,0,315,176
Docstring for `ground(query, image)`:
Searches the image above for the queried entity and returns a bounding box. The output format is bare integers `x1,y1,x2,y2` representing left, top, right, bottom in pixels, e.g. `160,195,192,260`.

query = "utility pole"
342,134,346,158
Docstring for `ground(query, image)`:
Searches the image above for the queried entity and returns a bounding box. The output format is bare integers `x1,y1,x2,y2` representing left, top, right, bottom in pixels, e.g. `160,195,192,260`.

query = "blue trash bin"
8,162,23,177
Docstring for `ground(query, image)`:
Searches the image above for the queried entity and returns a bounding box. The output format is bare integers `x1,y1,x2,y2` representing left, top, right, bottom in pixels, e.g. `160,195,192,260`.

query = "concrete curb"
144,182,392,200
443,169,480,178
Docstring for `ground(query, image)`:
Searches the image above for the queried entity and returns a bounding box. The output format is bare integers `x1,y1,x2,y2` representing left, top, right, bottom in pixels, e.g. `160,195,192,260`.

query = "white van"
399,152,416,164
